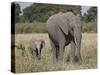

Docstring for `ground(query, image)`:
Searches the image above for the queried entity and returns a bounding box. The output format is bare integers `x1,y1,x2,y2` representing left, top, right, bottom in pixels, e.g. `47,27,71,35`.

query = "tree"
87,7,97,21
22,3,81,22
82,7,97,33
82,7,97,22
15,3,21,22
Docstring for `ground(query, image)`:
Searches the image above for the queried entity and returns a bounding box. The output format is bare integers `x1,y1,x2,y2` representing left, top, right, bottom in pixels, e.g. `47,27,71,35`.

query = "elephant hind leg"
58,42,65,62
49,38,58,63
55,45,59,61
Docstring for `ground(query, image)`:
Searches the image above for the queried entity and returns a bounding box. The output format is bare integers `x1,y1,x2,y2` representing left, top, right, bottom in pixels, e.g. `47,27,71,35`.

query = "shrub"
15,21,97,34
82,21,97,33
15,22,46,34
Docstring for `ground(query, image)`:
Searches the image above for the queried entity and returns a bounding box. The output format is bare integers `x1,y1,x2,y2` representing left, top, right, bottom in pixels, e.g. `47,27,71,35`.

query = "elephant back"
46,12,70,35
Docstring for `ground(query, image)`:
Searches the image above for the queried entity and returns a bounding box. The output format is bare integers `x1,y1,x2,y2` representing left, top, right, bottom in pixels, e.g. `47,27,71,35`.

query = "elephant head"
29,40,45,60
63,13,82,61
71,14,82,61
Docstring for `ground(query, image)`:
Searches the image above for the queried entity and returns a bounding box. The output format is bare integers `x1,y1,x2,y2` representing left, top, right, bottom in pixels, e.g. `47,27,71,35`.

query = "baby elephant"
29,40,45,60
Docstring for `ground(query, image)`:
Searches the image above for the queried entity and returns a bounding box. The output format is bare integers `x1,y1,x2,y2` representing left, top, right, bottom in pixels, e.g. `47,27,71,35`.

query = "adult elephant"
46,12,82,63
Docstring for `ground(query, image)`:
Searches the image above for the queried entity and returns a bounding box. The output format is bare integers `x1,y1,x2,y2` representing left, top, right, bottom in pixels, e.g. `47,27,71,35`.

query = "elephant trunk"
74,26,82,61
37,48,41,60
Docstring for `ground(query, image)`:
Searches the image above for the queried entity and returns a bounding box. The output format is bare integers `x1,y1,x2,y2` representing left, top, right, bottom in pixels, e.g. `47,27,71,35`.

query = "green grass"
15,21,97,34
15,22,46,34
14,33,97,73
82,21,97,33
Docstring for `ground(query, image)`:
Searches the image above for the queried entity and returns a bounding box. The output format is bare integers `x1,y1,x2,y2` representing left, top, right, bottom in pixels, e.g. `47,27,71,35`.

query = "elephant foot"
52,58,63,64
74,56,79,62
66,55,70,62
52,60,57,64
66,56,81,63
52,58,58,64
74,56,82,62
71,56,82,63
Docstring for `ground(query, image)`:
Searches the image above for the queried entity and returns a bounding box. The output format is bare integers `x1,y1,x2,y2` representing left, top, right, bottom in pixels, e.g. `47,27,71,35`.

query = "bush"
15,22,46,34
82,21,97,33
15,21,97,34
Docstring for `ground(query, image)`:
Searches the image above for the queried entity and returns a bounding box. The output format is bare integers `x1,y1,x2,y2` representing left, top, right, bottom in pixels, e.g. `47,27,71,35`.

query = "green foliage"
82,7,97,22
21,3,81,22
15,3,21,22
15,21,97,34
87,7,97,21
82,21,97,33
82,7,97,33
15,22,46,34
14,3,97,33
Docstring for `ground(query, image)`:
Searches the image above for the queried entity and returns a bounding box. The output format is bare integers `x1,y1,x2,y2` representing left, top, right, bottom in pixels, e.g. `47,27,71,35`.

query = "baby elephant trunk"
36,46,41,60
33,40,45,60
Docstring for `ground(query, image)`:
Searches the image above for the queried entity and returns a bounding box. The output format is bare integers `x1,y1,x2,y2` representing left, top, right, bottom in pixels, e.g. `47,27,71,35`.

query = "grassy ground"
14,33,97,73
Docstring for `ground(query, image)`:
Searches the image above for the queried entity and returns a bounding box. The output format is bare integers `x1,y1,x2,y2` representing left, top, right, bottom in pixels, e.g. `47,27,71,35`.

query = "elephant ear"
30,40,36,50
58,18,69,35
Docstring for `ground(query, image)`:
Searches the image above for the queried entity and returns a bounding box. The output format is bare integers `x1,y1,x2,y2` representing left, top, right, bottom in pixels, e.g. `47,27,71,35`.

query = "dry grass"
14,33,97,73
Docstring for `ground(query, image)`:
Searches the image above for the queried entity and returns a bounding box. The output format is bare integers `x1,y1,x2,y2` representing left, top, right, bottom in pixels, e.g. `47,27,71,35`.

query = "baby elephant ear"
41,40,45,47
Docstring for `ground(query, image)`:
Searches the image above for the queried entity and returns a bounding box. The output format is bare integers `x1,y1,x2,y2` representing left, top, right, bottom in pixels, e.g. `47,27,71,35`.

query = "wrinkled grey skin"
46,12,82,63
30,40,45,60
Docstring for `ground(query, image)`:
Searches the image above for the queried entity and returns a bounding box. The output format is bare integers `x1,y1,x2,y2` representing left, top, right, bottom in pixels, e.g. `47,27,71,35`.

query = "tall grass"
82,21,97,33
14,33,97,73
15,22,46,34
15,21,97,34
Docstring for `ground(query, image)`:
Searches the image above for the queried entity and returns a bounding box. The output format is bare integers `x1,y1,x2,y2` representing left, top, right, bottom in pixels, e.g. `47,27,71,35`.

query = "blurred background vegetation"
11,2,97,34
